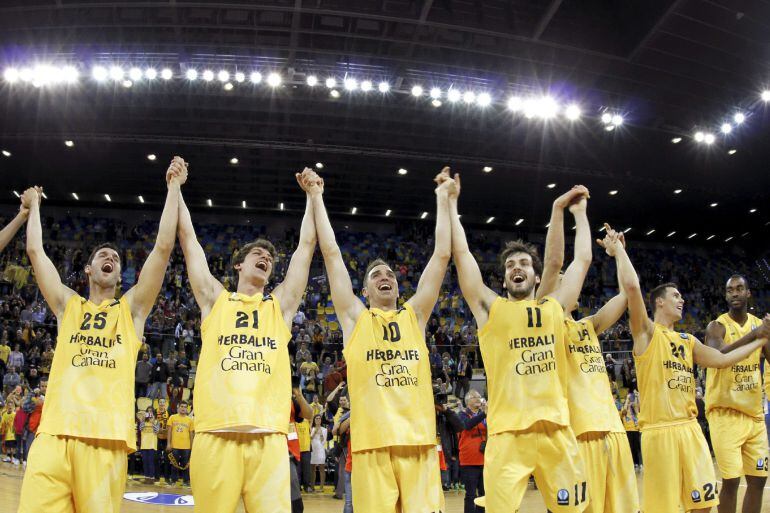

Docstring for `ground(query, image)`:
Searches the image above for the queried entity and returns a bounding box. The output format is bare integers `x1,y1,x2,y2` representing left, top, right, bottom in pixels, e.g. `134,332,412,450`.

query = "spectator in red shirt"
457,389,487,513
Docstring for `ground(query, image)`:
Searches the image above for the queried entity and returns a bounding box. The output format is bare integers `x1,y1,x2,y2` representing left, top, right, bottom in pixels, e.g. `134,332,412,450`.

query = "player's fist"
20,187,41,210
554,185,589,211
596,223,622,256
297,167,324,195
166,156,188,186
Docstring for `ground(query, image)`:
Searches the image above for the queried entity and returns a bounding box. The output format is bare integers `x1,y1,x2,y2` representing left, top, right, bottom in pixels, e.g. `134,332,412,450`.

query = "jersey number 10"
382,322,402,342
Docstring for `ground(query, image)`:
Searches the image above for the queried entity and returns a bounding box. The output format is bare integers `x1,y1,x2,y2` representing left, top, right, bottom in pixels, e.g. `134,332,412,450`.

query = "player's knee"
745,475,767,489
720,477,740,493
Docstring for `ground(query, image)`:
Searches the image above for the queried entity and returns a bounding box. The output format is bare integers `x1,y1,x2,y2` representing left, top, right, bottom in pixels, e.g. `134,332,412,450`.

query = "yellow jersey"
564,317,625,436
297,418,311,452
635,323,697,429
37,295,141,451
2,411,15,440
195,291,292,433
168,414,194,450
479,296,569,434
620,409,639,432
343,302,434,451
705,313,763,419
140,420,158,450
0,344,9,364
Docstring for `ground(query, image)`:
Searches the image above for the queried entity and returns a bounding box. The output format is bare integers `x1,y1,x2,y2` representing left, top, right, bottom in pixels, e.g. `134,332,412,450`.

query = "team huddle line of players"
2,158,769,513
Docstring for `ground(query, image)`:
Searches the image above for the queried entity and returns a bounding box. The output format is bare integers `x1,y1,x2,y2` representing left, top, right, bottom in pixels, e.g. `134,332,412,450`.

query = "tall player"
704,275,770,513
177,168,317,513
450,178,592,513
307,167,452,513
602,225,768,513
19,157,187,513
538,219,640,513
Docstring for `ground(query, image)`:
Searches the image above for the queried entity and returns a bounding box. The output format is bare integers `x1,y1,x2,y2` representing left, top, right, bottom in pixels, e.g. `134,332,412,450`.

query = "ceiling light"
378,81,390,93
515,218,524,226
750,208,757,213
121,80,133,88
547,183,556,189
463,91,476,104
667,231,676,237
646,229,655,235
138,195,145,204
109,66,124,81
128,67,142,81
728,149,737,155
18,68,32,82
420,212,428,219
671,137,682,144
674,189,682,194
477,92,492,107
483,166,493,173
223,82,233,91
411,85,423,97
250,71,262,84
688,233,697,239
486,217,495,224
279,202,284,210
742,232,749,237
40,192,47,199
704,133,715,144
202,70,214,82
706,235,714,240
3,68,19,83
104,194,111,202
234,72,245,83
160,68,173,80
694,131,705,142
564,104,581,120
61,66,79,83
1,150,10,157
144,68,157,80
762,90,770,102
92,66,108,81
206,199,212,207
609,190,618,195
351,207,357,214
305,75,318,87
147,154,156,161
330,90,340,98
611,114,623,125
725,236,733,242
315,162,324,169
601,113,612,124
217,70,229,82
733,112,745,124
429,87,441,99
344,78,358,91
598,226,606,232
447,89,461,103
242,200,247,208
431,99,442,107
605,125,615,131
325,77,337,88
623,227,631,233
71,192,79,200
230,157,239,165
398,168,408,175
710,202,718,207
507,96,522,111
12,191,19,198
186,69,198,81
360,80,372,92
64,140,74,147
385,209,391,216
720,123,732,134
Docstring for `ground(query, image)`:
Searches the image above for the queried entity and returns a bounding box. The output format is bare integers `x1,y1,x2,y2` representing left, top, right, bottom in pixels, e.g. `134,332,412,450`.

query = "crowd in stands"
0,210,768,497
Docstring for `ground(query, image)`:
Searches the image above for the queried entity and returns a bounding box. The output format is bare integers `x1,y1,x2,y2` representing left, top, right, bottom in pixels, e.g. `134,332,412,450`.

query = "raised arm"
587,233,628,334
0,205,29,254
537,186,589,299
694,335,767,369
448,174,498,328
24,187,76,319
177,177,224,319
705,315,770,354
306,172,365,338
273,169,318,328
408,168,452,328
550,192,592,310
124,158,186,328
598,225,653,355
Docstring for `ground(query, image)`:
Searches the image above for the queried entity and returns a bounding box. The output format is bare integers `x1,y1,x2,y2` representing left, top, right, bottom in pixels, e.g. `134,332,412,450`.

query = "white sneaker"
12,458,20,465
2,456,10,462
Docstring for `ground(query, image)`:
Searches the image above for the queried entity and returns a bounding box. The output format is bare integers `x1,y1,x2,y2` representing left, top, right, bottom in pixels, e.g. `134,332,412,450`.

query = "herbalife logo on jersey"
557,488,569,506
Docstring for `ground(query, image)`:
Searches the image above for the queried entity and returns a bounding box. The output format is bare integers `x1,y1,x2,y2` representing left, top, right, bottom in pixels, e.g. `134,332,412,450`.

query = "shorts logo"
691,490,701,503
557,489,569,506
757,458,766,470
680,333,688,339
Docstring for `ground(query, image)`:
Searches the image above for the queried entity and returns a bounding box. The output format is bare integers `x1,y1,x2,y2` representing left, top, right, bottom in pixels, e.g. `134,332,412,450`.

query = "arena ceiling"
0,0,769,245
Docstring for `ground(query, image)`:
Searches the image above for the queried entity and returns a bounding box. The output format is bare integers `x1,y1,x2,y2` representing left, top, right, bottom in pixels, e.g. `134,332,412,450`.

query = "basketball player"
450,177,592,513
306,167,453,513
177,168,317,512
538,220,639,513
704,275,770,513
0,196,32,253
18,157,187,513
600,223,768,513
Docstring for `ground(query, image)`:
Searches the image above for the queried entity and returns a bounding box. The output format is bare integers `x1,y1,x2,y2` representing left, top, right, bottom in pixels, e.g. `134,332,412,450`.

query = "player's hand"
481,400,488,414
166,156,188,186
20,187,41,211
756,315,770,340
434,166,452,195
444,173,461,200
568,193,589,214
297,168,324,196
553,185,589,210
596,223,623,256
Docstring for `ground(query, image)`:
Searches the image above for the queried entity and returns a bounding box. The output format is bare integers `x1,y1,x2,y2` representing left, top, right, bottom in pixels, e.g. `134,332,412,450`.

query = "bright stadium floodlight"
306,75,318,87
250,71,262,84
18,68,33,82
266,73,281,87
733,112,745,124
330,89,340,98
515,218,524,226
145,68,158,80
565,104,581,120
344,78,358,91
694,131,705,142
704,133,715,145
325,77,337,89
3,68,19,83
398,168,408,175
109,66,124,81
671,137,682,144
507,96,522,111
92,66,108,82
129,67,142,81
186,69,198,81
360,80,372,92
378,81,390,93
477,92,492,107
611,114,623,125
147,154,157,161
720,123,732,134
202,70,214,82
601,113,612,124
447,89,461,103
429,87,441,99
762,90,770,102
462,91,476,104
160,68,173,80
62,66,79,83
431,99,442,107
223,82,233,91
234,72,245,83
411,85,423,97
217,70,229,82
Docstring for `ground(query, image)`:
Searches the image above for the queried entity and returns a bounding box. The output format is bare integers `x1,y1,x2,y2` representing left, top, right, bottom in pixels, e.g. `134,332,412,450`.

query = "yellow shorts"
483,421,588,513
18,433,127,513
578,432,640,513
351,444,444,513
641,420,719,512
707,408,769,479
190,432,290,513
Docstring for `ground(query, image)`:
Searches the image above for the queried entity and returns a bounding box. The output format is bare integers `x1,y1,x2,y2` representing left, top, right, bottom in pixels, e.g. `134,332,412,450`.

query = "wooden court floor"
1,462,768,512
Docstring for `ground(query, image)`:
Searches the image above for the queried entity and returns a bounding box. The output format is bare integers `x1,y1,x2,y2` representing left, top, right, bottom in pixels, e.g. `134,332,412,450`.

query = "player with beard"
178,168,317,513
450,178,593,513
18,158,187,513
602,226,768,513
306,167,453,513
704,275,770,513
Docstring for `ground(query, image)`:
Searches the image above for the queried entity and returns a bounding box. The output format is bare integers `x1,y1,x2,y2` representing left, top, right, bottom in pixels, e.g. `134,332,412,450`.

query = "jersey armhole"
344,308,369,353
200,290,228,332
477,297,501,338
269,294,293,343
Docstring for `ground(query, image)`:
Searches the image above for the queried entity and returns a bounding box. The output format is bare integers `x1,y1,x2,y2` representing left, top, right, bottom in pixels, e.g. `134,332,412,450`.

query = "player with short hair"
601,224,769,513
19,157,187,513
